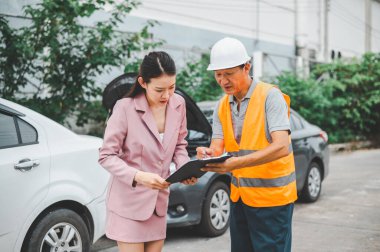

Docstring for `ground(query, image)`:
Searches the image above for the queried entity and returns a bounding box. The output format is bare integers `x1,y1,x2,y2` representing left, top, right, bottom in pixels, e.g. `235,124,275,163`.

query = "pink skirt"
105,210,167,243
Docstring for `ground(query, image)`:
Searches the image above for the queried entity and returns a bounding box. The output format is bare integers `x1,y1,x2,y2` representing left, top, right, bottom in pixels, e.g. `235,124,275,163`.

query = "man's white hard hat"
207,37,251,71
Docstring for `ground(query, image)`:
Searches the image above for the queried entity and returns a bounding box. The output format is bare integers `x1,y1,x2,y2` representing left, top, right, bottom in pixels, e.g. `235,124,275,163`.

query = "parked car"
0,98,109,252
103,74,330,238
289,109,329,202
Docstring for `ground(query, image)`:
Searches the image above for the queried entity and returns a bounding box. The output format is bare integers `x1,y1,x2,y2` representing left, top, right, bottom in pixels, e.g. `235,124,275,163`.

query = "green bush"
276,53,380,143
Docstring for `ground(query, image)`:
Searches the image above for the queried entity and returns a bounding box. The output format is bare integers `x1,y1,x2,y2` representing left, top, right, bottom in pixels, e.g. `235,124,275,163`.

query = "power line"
330,6,380,40
332,4,380,37
140,5,296,40
333,0,380,34
143,0,320,12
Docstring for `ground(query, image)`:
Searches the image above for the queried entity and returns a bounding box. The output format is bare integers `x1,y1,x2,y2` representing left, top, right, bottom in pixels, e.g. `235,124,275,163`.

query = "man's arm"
202,130,290,173
196,138,224,159
236,130,289,167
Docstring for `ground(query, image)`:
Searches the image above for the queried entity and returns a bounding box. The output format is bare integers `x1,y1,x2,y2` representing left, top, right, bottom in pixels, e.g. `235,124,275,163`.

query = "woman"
99,51,196,252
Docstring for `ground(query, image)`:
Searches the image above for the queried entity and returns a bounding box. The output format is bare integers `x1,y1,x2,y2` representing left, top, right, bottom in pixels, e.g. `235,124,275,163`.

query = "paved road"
92,149,380,252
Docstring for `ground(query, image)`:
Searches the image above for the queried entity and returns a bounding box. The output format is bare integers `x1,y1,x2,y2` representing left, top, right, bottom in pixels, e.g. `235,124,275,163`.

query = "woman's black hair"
127,51,176,97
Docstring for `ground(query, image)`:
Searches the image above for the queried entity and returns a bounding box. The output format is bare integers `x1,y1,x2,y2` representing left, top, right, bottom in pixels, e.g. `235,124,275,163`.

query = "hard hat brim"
207,56,251,71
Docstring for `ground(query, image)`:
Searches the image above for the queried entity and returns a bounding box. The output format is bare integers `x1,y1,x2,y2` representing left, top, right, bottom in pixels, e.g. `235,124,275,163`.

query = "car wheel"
24,209,90,252
198,181,230,237
300,162,322,202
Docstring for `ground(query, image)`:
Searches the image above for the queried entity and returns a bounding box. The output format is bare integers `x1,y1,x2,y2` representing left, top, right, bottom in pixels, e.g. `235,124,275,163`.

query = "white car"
0,98,109,252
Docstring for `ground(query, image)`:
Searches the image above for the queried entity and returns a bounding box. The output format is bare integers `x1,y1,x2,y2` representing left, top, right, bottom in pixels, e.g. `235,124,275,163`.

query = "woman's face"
139,74,176,107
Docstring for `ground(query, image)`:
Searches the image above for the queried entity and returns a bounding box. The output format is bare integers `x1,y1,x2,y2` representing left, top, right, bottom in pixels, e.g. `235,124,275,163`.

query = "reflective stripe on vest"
231,172,296,188
228,144,293,157
218,82,298,207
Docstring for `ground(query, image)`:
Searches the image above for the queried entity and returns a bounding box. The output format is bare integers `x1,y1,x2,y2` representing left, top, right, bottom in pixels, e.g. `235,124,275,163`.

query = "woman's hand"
181,177,198,185
134,171,170,190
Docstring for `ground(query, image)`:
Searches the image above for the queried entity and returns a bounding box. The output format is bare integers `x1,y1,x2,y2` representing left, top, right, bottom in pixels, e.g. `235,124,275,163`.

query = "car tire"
24,209,90,252
197,181,230,237
300,162,322,203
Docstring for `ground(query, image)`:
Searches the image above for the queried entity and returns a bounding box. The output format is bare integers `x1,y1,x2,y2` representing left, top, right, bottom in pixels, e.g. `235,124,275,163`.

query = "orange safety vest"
218,82,297,207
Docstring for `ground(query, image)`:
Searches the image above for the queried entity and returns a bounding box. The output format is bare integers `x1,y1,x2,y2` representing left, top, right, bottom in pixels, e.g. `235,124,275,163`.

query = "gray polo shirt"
212,80,290,143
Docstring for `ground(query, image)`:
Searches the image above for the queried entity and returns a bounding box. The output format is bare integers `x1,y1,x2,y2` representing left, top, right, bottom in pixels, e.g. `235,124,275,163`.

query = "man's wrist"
236,155,251,169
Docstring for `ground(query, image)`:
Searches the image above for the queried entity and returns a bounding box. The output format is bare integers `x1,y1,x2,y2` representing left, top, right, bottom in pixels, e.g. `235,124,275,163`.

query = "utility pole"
324,0,330,62
255,0,260,49
318,0,323,60
294,0,298,52
365,0,372,52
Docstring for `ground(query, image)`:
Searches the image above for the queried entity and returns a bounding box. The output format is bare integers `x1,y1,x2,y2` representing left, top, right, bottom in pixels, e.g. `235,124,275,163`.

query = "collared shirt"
212,79,290,143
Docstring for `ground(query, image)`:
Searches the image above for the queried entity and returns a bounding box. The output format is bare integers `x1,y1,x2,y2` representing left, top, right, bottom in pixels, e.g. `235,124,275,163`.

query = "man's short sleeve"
265,88,291,134
212,100,224,139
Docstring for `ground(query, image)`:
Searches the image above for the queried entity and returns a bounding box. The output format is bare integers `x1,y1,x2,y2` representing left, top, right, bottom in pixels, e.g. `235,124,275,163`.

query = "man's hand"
196,146,214,159
134,171,170,190
201,157,241,174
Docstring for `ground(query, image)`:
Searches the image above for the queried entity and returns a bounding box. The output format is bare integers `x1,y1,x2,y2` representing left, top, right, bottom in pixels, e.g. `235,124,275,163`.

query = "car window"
0,112,38,148
186,130,208,141
290,114,304,131
0,113,18,148
17,118,38,144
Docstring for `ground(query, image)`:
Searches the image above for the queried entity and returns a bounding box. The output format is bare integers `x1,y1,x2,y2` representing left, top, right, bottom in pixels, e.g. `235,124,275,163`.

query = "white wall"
1,0,379,64
130,0,296,47
329,0,365,56
372,1,380,52
130,0,380,59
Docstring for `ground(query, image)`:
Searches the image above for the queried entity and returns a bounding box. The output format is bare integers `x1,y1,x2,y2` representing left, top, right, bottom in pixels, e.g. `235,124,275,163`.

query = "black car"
103,73,330,238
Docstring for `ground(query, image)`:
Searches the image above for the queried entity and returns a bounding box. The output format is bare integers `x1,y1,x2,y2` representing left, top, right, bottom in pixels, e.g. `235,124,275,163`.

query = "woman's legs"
145,239,165,252
117,239,164,252
117,241,144,252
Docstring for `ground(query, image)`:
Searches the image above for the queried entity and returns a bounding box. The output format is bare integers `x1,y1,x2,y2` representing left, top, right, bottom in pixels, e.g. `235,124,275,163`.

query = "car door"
290,111,310,191
0,110,50,250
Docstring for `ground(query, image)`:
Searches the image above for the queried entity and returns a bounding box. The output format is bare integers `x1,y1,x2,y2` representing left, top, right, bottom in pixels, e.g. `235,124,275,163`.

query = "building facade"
2,0,380,80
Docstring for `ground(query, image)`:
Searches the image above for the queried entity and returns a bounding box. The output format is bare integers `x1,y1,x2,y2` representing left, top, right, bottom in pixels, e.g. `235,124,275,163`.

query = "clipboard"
166,153,232,183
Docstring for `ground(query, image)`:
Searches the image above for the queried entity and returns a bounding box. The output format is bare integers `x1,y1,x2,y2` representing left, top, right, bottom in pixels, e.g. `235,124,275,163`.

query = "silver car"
0,98,109,251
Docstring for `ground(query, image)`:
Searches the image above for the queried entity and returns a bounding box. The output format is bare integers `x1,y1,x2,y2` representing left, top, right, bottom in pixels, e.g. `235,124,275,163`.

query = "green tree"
0,0,161,130
276,53,380,143
313,53,380,142
276,72,333,131
176,53,223,102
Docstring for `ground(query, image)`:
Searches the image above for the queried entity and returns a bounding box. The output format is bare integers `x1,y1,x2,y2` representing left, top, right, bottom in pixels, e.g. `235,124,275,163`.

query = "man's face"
214,64,250,95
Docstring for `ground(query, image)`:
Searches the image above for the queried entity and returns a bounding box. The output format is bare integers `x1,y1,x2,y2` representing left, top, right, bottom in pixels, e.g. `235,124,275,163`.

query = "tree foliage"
277,53,380,143
176,53,223,102
0,0,161,129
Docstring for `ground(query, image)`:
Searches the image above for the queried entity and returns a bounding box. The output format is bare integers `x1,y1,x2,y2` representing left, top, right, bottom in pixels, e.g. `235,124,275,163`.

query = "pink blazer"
98,93,189,220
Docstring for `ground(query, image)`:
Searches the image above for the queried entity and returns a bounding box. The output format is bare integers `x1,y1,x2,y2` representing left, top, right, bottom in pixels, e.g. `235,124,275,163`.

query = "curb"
329,141,373,153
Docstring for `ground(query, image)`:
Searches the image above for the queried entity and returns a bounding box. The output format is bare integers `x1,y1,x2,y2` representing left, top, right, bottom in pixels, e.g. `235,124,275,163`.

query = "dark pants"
230,200,294,252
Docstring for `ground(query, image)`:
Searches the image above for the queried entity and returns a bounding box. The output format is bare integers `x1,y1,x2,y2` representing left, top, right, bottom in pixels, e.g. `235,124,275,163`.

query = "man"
197,37,297,252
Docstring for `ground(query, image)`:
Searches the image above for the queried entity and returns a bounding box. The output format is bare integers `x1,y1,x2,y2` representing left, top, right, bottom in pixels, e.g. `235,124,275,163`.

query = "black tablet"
166,153,232,183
